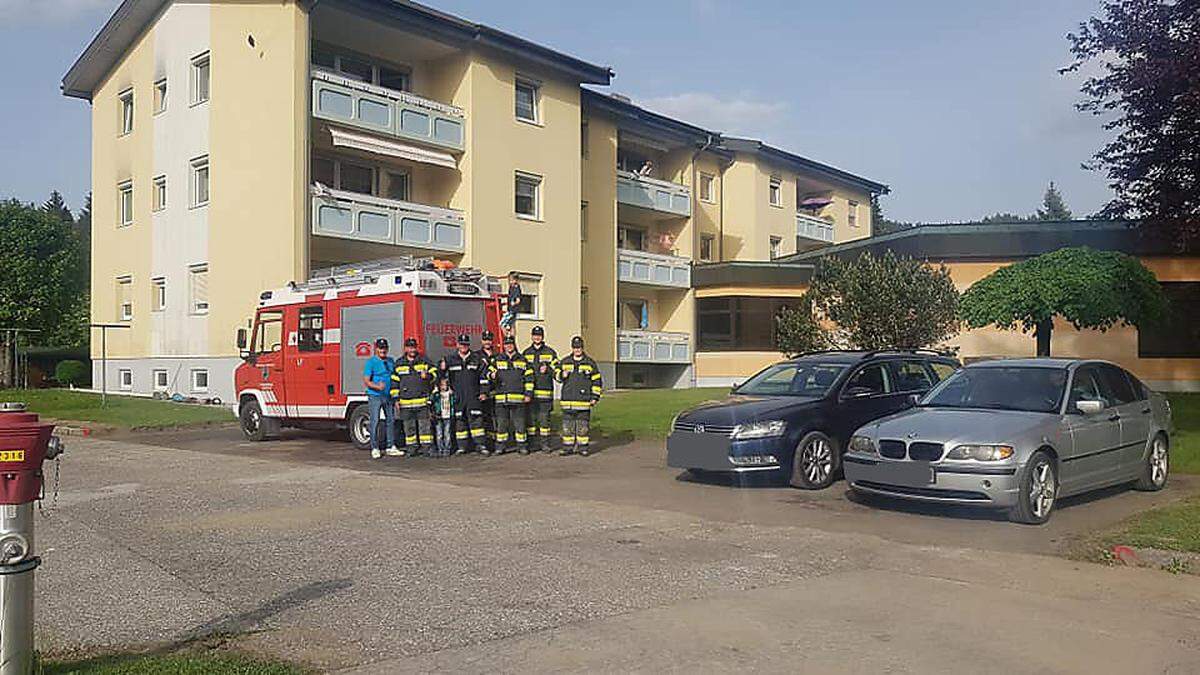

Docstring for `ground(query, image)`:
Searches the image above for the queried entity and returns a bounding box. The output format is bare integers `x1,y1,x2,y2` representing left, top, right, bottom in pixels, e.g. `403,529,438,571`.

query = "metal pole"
0,503,35,675
101,327,107,407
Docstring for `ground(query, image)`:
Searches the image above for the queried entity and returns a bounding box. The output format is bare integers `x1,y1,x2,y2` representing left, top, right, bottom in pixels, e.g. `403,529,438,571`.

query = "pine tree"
42,190,74,225
75,192,92,284
1036,181,1073,221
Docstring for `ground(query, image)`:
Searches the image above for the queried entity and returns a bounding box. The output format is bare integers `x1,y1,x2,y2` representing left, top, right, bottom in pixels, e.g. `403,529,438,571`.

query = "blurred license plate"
893,462,934,485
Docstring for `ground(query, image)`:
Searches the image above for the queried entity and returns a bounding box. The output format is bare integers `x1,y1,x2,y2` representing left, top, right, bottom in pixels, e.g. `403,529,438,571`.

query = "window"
190,156,209,207
928,362,958,382
311,156,382,197
190,368,209,393
515,78,540,123
510,274,541,318
116,276,133,321
252,310,284,354
118,181,133,226
312,46,410,91
844,364,892,397
384,171,409,201
889,360,936,393
515,172,542,219
119,89,134,135
769,236,782,260
153,369,169,391
618,299,648,330
191,52,210,105
618,225,645,251
339,162,374,194
769,176,782,207
1096,364,1137,406
151,277,166,312
737,362,847,397
700,234,714,262
699,173,715,203
298,306,324,352
189,264,209,314
580,287,588,327
154,79,167,114
1139,282,1200,357
580,201,588,241
118,369,133,391
848,200,859,227
153,175,167,211
696,296,803,351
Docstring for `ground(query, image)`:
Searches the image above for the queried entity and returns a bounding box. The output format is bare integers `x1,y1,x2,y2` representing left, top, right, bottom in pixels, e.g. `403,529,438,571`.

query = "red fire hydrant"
0,403,64,675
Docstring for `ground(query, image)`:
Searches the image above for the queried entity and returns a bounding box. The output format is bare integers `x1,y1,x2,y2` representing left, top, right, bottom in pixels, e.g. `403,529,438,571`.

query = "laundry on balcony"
799,196,833,210
328,127,457,169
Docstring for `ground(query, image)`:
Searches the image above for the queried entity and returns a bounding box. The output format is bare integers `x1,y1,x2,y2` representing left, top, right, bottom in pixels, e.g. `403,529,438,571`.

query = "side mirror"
907,393,921,406
844,386,874,399
1076,399,1105,415
730,382,741,394
236,328,248,350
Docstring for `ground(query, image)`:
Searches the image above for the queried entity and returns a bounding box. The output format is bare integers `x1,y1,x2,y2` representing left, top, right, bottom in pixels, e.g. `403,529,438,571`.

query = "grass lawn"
43,651,304,675
1097,495,1200,554
1167,393,1200,474
592,387,727,441
0,389,233,429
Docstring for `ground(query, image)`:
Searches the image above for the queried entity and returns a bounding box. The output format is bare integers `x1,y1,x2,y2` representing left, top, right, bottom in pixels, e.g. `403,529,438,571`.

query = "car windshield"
736,362,847,397
920,366,1067,413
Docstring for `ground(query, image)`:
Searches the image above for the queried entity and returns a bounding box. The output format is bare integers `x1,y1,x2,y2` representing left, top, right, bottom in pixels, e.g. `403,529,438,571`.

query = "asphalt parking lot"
129,425,1198,556
37,429,1200,673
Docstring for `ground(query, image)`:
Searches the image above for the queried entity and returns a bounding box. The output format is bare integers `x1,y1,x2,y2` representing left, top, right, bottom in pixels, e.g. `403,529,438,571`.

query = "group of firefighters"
362,326,604,459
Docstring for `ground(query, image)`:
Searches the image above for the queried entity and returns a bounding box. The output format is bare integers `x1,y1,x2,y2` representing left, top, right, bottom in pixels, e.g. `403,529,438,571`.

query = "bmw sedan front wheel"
1010,450,1057,525
789,431,839,490
1134,433,1169,492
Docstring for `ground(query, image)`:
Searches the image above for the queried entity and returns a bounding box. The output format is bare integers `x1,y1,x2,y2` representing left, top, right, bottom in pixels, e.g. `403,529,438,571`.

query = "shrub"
54,359,89,387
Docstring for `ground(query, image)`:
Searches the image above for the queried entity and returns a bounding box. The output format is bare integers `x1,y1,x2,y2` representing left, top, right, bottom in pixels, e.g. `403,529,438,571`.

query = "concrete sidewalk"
37,437,1200,673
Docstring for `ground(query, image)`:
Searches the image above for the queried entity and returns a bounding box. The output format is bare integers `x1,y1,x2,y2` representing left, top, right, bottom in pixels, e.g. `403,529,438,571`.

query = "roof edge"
723,137,889,195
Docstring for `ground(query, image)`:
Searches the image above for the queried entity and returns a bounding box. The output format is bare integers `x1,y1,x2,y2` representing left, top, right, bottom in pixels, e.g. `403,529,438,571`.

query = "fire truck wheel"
239,399,278,441
348,405,373,450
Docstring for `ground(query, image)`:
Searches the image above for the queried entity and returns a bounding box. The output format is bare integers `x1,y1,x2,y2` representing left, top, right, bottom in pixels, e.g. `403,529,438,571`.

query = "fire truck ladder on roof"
297,257,492,293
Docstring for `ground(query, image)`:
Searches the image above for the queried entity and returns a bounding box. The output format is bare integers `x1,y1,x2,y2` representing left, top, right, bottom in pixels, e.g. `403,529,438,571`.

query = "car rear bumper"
666,432,782,472
843,454,1021,507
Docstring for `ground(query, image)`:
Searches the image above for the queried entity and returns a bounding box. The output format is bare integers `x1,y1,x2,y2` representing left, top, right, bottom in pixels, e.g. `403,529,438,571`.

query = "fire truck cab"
234,257,502,449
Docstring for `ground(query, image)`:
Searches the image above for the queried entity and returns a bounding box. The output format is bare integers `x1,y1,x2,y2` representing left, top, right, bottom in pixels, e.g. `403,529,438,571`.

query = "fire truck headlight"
0,534,29,565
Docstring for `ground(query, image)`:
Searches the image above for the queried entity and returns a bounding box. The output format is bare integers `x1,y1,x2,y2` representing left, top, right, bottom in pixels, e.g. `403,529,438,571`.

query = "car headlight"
731,420,786,440
849,435,877,456
946,444,1014,461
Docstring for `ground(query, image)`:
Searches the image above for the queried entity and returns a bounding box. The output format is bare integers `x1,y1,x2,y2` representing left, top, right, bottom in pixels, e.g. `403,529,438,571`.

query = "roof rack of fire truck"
294,257,496,293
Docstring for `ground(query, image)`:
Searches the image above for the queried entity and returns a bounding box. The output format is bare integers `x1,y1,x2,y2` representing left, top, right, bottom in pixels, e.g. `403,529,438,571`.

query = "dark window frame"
696,296,802,352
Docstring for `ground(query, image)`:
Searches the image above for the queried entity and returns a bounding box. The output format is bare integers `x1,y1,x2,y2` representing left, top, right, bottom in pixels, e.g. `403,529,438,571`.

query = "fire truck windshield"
252,310,283,354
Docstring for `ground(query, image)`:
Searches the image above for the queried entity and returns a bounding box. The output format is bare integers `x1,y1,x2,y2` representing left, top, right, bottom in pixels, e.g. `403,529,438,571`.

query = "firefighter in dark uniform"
389,337,437,456
556,335,602,456
440,333,489,454
521,326,558,452
475,330,499,454
487,335,533,454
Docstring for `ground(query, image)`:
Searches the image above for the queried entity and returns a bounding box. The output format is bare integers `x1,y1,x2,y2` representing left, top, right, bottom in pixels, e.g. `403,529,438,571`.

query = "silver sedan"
843,359,1172,524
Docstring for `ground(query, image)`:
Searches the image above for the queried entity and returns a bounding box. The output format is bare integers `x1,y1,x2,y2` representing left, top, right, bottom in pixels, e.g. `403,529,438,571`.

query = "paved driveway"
36,430,1200,673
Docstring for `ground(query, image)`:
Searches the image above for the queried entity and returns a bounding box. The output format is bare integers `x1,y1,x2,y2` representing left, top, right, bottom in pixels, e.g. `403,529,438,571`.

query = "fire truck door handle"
327,385,335,395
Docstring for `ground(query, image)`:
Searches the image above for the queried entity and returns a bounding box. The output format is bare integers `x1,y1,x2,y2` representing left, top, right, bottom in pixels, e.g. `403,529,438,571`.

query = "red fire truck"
234,257,503,449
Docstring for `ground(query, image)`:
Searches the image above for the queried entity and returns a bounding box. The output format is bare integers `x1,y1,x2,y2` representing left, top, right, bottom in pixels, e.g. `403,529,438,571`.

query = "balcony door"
618,224,646,252
313,155,376,196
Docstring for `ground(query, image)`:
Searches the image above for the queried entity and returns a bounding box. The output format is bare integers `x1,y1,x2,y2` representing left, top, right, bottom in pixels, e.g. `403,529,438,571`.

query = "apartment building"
63,0,886,401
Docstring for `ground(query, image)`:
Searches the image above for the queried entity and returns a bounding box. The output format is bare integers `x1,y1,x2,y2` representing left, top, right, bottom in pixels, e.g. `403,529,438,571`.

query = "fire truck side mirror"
236,328,248,351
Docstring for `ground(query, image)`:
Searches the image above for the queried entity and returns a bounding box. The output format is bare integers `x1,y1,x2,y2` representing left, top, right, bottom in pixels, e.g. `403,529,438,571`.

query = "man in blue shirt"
362,338,398,459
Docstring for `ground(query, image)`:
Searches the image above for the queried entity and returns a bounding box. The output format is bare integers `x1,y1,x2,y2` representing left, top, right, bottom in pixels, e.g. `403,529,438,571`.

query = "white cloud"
636,91,788,138
0,0,116,24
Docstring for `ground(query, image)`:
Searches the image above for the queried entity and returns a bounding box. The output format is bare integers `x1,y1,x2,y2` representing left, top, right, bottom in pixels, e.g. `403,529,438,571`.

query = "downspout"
689,134,716,259
717,152,734,262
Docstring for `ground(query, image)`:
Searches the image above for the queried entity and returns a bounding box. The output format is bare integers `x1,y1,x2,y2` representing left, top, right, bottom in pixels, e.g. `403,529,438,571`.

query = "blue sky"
0,0,1112,223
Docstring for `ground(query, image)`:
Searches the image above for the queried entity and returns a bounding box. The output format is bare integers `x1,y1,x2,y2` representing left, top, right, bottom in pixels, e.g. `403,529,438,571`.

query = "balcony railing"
617,330,691,364
311,69,465,153
311,186,464,254
616,170,691,217
617,248,690,288
796,212,835,244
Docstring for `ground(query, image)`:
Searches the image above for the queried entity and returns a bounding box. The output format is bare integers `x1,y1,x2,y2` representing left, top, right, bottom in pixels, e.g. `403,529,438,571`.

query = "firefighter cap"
502,335,516,345
457,333,471,345
481,330,494,341
571,335,584,349
531,326,544,336
404,337,418,348
374,338,389,349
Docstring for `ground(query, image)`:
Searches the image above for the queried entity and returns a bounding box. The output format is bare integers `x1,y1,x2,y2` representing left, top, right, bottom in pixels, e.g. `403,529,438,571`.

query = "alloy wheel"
802,437,833,485
1030,461,1056,519
1150,437,1169,487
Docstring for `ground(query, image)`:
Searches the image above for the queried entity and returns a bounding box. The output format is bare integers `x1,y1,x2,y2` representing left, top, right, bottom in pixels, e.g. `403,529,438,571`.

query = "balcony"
616,170,691,217
796,212,835,244
311,187,464,254
617,330,691,364
311,70,465,153
617,249,690,289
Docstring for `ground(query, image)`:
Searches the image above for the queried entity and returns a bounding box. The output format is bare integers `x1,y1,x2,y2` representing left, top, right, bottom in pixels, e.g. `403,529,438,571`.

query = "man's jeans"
368,395,396,450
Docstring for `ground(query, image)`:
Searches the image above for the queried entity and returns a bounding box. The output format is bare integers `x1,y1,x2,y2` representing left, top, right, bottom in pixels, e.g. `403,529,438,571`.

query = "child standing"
432,377,456,457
